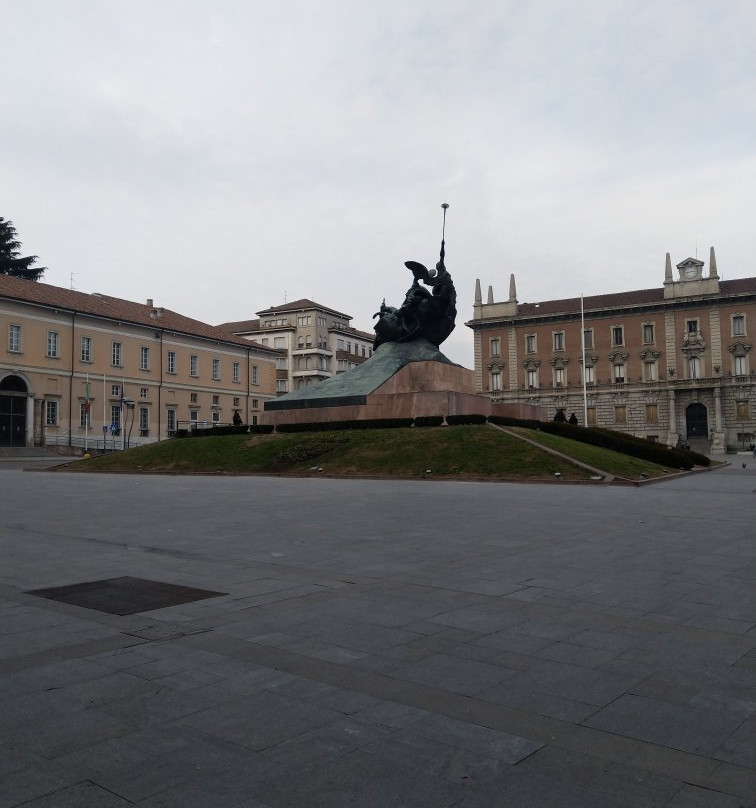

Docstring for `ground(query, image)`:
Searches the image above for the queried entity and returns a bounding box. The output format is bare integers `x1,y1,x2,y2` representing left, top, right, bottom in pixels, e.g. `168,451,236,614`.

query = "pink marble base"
263,361,541,425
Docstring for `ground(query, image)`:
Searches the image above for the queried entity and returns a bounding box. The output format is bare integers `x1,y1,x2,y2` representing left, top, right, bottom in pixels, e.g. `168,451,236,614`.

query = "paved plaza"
1,461,754,807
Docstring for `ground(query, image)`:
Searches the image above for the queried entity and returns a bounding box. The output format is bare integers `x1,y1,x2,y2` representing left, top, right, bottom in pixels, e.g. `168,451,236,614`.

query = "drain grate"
27,576,226,615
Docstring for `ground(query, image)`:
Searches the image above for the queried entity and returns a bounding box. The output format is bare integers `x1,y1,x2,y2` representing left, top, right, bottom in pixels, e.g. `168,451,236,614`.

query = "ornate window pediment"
579,353,598,366
681,331,706,351
607,350,629,363
639,348,661,361
728,340,751,355
487,361,505,372
522,358,541,370
549,356,570,369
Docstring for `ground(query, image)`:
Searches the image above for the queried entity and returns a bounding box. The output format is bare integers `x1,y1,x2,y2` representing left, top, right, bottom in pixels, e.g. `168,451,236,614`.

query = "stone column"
667,389,678,447
709,386,725,454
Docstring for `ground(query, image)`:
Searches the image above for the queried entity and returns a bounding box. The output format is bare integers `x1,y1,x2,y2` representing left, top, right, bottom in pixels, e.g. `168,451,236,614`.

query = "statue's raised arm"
373,205,457,350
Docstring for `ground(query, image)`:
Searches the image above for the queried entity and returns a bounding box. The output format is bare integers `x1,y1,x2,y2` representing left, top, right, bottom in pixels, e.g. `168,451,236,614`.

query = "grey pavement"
0,462,754,807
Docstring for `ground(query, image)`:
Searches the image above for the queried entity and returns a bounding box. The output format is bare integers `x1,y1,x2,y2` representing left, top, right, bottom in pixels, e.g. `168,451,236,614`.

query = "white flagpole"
84,372,89,452
581,294,588,426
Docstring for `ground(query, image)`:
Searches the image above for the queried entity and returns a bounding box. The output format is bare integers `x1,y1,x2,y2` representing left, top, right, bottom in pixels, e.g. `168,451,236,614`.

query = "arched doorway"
0,375,29,447
686,402,708,438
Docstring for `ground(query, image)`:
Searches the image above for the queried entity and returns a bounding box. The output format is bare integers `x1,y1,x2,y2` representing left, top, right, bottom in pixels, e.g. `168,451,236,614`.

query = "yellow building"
0,275,278,450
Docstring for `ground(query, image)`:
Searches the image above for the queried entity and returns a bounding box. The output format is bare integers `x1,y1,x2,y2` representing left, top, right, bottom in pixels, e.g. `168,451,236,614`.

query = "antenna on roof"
69,272,77,290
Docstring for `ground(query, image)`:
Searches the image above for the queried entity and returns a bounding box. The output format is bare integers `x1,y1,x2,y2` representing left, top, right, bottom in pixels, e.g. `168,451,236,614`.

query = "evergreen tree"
0,218,46,281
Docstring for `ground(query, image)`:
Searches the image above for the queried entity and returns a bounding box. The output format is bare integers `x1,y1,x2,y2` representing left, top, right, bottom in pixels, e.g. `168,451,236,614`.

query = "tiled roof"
0,274,278,352
216,318,260,333
505,278,756,318
256,299,352,319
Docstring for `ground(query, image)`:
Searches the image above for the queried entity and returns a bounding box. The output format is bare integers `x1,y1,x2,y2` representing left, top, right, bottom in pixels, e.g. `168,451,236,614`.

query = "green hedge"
487,415,709,469
248,424,274,434
414,416,444,427
276,418,413,433
446,413,488,425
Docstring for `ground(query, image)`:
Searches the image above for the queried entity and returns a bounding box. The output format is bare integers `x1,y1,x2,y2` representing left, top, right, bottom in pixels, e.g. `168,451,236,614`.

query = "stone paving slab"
0,464,754,807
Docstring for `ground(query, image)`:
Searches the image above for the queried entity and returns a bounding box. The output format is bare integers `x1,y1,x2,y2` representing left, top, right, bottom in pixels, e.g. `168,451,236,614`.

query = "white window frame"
167,350,176,374
45,400,58,425
190,355,199,377
80,335,92,363
140,346,150,371
9,324,22,353
732,315,746,337
232,361,240,383
212,358,221,380
47,331,59,358
112,341,122,367
251,365,259,385
553,331,565,352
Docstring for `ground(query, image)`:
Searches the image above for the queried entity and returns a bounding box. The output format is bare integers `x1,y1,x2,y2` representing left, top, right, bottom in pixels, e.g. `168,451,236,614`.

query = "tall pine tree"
0,218,46,281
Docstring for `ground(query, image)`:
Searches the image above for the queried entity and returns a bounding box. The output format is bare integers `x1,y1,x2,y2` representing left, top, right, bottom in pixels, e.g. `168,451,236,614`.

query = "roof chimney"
146,298,153,307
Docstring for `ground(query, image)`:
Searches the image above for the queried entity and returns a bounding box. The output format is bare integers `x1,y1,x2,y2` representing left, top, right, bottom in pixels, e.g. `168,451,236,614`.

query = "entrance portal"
0,375,29,447
686,402,708,438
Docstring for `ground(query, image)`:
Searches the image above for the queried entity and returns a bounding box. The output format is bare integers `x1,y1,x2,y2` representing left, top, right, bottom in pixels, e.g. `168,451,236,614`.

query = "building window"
644,361,658,382
686,319,698,334
251,365,259,385
733,355,747,376
190,355,198,376
273,337,286,349
688,356,700,379
526,334,536,353
167,409,176,433
490,337,500,356
554,367,565,387
583,329,593,350
167,350,176,374
614,405,627,424
190,410,198,423
553,331,565,351
612,326,624,347
336,338,344,350
111,384,120,397
297,315,312,326
275,357,287,370
732,315,746,336
80,336,92,362
111,405,121,433
251,398,259,408
251,414,258,425
490,371,501,392
233,397,240,406
140,387,148,398
643,324,654,344
212,394,220,405
736,400,750,419
212,358,220,380
526,369,538,389
586,406,597,425
211,410,220,425
613,363,626,383
139,407,149,436
646,404,659,424
9,324,22,352
112,341,122,367
277,379,288,393
140,346,150,371
232,362,240,383
318,317,326,326
80,401,91,428
45,400,58,425
190,392,198,403
47,331,59,358
584,365,595,385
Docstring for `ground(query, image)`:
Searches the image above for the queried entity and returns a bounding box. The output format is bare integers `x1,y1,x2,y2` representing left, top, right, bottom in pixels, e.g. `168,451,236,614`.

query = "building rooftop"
256,299,352,319
0,274,278,352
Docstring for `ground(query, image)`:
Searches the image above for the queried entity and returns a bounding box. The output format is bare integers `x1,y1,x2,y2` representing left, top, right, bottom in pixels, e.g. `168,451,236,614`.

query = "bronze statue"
373,204,457,350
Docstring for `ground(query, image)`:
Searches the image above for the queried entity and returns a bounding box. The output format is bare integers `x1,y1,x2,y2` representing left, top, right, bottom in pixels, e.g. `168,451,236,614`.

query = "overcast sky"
3,0,754,365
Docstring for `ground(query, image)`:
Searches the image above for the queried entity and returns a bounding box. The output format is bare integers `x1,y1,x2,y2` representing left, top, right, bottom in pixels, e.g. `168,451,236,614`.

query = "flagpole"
581,294,588,426
103,373,106,452
84,372,89,453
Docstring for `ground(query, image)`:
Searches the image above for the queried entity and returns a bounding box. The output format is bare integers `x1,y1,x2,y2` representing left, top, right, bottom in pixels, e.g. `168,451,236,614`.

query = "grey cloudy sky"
3,0,754,365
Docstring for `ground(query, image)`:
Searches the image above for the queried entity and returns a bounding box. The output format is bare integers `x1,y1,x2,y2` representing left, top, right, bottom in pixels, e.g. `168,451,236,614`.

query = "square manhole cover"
27,577,226,615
